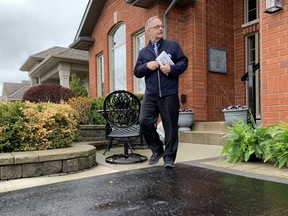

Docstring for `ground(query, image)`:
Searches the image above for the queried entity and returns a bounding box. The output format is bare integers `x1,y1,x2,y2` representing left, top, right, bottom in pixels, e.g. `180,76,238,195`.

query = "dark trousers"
139,94,179,162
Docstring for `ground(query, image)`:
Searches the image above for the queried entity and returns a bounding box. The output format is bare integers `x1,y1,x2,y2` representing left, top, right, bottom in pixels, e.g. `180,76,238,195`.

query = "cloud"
0,0,89,95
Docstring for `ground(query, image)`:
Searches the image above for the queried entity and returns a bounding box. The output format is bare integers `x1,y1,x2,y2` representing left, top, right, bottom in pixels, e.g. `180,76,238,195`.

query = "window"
111,24,126,91
97,53,104,97
247,35,256,66
134,31,145,93
246,33,260,119
245,0,258,23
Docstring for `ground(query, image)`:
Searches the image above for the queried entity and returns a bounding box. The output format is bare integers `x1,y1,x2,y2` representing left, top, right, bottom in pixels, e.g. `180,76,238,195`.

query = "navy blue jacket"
134,39,188,97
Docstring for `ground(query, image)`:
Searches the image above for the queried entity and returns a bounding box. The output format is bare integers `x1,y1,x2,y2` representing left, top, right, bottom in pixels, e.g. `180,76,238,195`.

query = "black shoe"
164,159,175,168
148,152,163,165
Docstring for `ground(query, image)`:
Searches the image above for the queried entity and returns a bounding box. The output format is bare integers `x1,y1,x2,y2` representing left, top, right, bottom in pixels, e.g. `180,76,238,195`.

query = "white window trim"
96,53,104,97
133,29,145,94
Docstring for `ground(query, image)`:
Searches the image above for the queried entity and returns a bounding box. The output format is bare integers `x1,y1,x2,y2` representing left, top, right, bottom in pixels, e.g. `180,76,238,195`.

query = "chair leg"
126,138,134,153
103,138,113,155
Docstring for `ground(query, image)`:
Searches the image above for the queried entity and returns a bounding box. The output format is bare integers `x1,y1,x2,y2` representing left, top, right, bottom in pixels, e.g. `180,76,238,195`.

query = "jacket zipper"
149,47,162,97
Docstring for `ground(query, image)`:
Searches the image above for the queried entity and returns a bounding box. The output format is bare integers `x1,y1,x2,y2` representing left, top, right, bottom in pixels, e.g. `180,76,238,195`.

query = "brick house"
70,0,288,126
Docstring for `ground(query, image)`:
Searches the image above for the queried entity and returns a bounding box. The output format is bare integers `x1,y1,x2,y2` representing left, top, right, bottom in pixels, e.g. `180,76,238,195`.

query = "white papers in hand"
156,51,174,67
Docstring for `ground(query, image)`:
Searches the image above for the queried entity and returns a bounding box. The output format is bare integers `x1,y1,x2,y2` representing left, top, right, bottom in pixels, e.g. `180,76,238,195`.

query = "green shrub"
221,118,262,163
221,116,288,168
0,101,79,152
70,74,88,97
260,122,288,168
0,101,26,152
23,83,75,103
89,97,106,124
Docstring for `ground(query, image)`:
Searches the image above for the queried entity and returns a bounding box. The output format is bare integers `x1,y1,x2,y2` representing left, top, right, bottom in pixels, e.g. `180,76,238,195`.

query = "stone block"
12,151,39,164
37,149,72,162
63,158,79,173
43,161,62,175
88,154,96,168
22,163,43,178
0,165,22,180
78,157,90,170
0,153,14,165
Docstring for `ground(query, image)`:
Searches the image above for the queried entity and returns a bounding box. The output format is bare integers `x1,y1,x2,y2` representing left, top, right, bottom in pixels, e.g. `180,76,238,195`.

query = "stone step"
191,121,228,132
179,131,227,145
179,121,228,146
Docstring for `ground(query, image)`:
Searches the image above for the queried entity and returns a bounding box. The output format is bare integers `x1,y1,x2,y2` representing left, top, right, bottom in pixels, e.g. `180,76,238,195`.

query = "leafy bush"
221,118,262,163
68,97,92,124
221,116,288,168
89,97,106,125
0,101,79,152
134,93,144,101
23,83,75,103
260,122,288,168
0,101,26,152
70,74,88,97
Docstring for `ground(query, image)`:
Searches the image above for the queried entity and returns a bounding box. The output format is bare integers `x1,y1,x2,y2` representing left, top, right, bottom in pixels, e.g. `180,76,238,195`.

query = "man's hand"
147,61,159,70
160,63,171,75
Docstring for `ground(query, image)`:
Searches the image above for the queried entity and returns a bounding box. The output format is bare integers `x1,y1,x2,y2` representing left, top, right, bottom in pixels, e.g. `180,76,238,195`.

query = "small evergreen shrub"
23,83,75,103
70,74,88,97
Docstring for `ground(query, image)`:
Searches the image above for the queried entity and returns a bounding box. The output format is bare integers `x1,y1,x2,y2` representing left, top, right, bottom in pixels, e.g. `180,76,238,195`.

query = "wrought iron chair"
100,90,147,164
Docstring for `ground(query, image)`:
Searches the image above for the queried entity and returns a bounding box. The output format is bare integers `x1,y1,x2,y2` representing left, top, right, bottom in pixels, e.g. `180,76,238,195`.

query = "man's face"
146,18,164,42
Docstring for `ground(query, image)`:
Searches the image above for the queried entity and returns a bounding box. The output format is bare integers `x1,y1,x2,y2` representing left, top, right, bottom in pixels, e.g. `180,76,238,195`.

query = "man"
134,16,188,168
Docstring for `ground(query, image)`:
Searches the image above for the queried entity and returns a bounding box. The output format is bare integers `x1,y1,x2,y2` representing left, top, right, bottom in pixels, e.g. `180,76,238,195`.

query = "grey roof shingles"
2,81,30,101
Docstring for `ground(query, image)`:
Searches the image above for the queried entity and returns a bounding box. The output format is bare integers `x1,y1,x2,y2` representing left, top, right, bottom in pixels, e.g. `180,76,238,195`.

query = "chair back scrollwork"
104,90,140,128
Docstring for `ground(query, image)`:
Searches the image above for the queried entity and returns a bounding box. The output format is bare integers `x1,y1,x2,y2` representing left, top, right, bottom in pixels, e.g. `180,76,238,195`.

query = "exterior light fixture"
264,0,282,13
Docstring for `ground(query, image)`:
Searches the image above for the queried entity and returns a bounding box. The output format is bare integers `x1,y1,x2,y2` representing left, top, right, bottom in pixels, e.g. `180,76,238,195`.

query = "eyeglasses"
149,24,164,30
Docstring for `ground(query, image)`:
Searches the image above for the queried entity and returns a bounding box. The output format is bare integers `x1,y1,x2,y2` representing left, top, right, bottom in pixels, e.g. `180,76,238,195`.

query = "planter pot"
222,108,249,126
178,112,195,131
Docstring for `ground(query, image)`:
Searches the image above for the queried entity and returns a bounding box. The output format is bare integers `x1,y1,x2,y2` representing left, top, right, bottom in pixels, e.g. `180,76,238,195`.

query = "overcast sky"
0,0,89,96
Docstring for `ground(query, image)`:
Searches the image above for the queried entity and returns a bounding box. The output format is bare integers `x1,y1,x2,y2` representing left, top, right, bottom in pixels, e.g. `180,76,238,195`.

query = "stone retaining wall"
0,143,97,180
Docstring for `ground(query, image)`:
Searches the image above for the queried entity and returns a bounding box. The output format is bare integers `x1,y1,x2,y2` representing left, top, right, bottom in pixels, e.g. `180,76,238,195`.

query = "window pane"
113,25,126,48
136,33,145,93
247,0,257,22
112,24,126,90
113,44,126,90
248,35,256,65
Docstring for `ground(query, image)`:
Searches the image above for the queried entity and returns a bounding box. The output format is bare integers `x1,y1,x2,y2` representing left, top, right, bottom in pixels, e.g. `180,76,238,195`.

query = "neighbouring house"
1,80,30,102
70,0,288,126
19,46,89,94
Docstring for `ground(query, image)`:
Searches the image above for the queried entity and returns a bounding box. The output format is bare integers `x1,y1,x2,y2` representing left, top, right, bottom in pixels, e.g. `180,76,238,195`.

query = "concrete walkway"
1,142,288,193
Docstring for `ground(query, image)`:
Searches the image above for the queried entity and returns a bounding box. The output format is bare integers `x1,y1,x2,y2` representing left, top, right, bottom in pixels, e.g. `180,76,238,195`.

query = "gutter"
163,0,178,39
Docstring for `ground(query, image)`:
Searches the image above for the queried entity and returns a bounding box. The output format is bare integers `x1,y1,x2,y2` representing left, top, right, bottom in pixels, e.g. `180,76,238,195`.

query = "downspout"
163,0,178,39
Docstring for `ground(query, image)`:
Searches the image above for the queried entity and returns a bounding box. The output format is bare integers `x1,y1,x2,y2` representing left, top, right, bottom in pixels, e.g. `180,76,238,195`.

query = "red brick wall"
86,0,288,124
206,0,234,121
261,0,288,125
88,0,263,122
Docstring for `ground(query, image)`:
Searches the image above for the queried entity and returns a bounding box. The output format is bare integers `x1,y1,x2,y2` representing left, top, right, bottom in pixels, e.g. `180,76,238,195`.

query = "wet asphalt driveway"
1,164,288,216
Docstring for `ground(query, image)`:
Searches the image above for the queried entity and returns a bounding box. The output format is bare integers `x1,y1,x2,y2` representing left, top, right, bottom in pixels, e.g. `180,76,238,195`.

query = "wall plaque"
208,47,227,73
